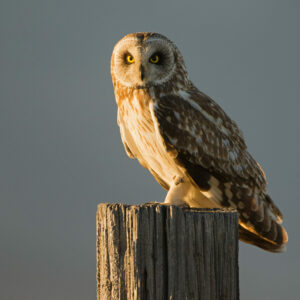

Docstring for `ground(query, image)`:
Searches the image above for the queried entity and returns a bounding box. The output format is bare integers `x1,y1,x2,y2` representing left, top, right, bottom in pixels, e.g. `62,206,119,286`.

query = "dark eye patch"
150,51,165,65
123,52,134,65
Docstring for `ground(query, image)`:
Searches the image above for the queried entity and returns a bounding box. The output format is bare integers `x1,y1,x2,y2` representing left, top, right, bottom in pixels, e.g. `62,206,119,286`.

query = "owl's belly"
134,127,182,185
123,106,183,186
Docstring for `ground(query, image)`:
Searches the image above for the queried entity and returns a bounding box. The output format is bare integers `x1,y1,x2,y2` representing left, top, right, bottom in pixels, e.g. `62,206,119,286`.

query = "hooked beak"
140,65,145,81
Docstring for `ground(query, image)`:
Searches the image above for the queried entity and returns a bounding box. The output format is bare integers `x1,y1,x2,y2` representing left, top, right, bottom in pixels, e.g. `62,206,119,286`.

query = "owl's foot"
164,176,190,207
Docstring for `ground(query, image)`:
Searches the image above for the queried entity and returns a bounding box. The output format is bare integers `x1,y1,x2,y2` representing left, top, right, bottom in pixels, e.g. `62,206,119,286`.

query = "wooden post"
96,203,239,300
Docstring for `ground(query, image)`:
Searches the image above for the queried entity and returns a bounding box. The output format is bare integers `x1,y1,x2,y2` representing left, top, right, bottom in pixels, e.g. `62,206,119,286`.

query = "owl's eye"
126,55,135,64
149,54,160,64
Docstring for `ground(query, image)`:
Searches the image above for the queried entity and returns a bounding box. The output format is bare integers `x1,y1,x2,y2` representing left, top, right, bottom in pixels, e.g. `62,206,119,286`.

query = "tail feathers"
238,193,288,253
239,222,287,253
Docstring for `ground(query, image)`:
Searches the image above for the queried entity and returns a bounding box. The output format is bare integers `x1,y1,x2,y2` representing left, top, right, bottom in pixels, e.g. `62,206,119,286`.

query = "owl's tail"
238,194,288,253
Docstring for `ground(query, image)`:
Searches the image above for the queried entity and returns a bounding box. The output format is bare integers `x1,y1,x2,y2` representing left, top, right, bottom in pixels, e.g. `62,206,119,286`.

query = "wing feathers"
152,92,266,188
150,90,287,252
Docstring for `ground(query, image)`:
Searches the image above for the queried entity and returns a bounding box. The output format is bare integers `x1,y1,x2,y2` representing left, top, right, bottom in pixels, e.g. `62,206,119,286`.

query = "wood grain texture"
97,203,239,300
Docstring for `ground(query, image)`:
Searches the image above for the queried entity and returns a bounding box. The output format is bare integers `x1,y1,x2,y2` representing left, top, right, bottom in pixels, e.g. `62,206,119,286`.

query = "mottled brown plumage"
111,32,288,252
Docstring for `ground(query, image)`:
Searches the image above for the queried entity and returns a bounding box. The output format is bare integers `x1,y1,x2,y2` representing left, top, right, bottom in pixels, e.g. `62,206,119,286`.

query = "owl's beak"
140,65,145,81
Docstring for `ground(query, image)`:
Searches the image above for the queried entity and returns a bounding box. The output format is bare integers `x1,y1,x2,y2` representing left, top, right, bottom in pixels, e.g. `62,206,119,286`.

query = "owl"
111,32,288,252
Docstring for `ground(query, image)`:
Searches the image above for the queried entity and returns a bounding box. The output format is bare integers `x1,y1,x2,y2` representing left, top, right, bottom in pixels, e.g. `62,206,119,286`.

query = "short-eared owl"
111,32,288,252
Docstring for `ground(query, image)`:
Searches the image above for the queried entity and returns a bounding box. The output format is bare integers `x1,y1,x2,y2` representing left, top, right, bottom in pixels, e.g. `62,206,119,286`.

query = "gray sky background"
1,1,299,299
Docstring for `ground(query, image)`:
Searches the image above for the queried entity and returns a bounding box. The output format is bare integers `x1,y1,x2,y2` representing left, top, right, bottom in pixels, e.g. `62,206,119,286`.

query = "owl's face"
111,33,182,88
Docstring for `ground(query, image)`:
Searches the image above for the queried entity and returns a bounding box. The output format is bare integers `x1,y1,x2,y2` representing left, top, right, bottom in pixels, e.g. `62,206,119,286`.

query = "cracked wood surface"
97,203,239,300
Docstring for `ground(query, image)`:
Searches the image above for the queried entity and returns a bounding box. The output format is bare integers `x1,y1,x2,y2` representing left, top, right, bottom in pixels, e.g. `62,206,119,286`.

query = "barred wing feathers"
150,88,288,252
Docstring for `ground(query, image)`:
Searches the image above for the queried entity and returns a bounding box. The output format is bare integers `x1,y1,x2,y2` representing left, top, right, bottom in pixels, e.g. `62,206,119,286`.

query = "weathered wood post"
96,203,239,300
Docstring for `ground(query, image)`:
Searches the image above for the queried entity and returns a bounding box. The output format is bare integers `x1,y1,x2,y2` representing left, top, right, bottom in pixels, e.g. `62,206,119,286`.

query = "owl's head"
111,32,188,89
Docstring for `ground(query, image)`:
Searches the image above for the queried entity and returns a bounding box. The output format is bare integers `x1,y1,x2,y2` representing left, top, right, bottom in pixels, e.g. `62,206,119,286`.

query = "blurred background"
1,1,299,299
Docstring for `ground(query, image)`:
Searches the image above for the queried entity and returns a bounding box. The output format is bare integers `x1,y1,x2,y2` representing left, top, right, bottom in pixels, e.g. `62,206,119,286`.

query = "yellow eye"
126,55,135,64
149,54,160,64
